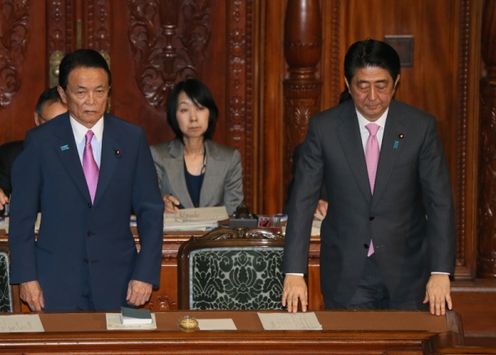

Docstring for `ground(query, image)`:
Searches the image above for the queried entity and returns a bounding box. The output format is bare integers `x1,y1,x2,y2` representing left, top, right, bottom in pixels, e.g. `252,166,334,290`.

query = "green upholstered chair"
177,227,285,310
0,251,12,312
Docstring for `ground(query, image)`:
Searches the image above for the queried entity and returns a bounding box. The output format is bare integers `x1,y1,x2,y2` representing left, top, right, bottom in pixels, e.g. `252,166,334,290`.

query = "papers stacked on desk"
164,206,228,231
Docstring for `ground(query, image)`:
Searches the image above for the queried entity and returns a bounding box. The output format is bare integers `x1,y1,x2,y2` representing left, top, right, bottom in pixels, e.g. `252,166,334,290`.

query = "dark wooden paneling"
0,1,48,142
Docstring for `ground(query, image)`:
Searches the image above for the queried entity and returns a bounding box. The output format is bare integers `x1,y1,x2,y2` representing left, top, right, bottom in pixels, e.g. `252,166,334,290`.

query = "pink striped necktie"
83,130,99,203
365,123,380,257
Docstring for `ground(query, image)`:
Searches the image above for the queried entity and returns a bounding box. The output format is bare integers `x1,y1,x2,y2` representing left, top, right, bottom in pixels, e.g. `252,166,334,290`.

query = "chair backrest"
177,226,285,310
0,251,12,312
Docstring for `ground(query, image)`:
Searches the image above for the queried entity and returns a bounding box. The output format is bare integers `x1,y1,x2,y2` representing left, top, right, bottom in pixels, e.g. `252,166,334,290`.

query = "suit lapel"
54,114,91,202
93,116,119,205
372,103,405,206
337,108,371,201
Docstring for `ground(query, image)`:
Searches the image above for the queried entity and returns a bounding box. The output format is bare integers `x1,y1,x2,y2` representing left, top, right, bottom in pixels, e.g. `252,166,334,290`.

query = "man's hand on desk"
282,274,308,313
423,274,452,316
126,279,152,307
20,280,44,312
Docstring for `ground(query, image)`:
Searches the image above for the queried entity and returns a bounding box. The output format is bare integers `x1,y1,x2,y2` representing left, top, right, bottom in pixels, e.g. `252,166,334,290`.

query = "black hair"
344,39,400,83
58,49,112,89
166,78,218,140
35,86,62,115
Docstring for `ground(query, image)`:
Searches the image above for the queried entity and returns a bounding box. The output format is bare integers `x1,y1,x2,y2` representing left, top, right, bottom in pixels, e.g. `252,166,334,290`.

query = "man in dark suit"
282,39,455,316
0,87,67,211
9,49,164,312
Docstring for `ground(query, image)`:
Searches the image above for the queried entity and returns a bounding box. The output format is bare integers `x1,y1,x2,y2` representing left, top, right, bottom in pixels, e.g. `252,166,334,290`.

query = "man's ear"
57,86,68,104
34,113,41,126
393,75,401,90
344,78,351,92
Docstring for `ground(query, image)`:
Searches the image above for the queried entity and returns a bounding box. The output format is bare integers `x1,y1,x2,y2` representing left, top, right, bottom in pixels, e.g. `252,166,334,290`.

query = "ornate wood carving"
0,0,29,107
226,0,255,209
85,0,111,52
127,0,212,110
477,0,496,278
46,0,75,86
283,0,322,193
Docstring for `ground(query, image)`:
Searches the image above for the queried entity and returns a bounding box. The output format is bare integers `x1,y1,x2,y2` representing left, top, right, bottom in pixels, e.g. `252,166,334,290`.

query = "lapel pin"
114,148,121,157
393,140,400,150
59,144,69,151
398,133,405,139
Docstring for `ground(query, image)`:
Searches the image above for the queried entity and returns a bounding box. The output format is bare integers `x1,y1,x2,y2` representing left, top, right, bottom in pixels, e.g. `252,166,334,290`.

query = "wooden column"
478,0,496,278
283,0,322,196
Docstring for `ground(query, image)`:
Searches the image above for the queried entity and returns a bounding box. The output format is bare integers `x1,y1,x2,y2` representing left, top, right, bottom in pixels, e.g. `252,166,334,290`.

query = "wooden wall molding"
226,0,256,209
478,0,496,278
0,0,29,107
85,0,111,52
283,0,322,192
452,0,481,278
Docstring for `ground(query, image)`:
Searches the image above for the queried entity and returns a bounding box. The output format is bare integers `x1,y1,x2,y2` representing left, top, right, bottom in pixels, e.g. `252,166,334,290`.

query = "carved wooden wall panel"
478,0,496,278
0,0,47,142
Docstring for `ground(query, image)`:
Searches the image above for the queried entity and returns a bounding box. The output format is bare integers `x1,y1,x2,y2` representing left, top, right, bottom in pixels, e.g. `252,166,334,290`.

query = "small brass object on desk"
179,315,199,331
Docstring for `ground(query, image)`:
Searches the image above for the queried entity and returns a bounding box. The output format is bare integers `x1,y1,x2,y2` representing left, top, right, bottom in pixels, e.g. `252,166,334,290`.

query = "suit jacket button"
369,216,375,221
88,203,92,208
363,243,369,249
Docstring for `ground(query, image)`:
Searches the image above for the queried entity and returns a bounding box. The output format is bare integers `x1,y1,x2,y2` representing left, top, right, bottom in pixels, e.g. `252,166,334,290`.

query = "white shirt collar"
356,108,389,130
69,115,104,144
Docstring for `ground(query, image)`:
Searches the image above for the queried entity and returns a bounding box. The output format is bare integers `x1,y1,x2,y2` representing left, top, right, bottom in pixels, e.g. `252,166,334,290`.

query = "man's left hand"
126,280,152,306
423,274,452,316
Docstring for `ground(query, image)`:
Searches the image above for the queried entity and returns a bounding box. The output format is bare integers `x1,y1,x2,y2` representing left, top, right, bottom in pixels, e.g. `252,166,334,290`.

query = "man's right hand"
281,274,308,313
0,188,9,210
20,281,45,312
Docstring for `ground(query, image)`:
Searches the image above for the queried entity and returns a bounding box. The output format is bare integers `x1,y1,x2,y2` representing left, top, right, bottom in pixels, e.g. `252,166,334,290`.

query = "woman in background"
151,78,243,215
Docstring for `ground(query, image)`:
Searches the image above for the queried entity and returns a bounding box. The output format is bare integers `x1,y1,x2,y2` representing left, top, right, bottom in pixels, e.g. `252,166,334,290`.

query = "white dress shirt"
69,115,104,168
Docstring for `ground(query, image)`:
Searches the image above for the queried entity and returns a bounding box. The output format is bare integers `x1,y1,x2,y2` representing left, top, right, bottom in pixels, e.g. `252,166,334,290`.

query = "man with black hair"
282,39,455,316
9,49,163,312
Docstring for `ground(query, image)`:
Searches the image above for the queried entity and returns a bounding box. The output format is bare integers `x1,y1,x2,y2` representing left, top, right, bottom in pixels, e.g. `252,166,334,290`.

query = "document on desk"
164,206,228,231
257,312,322,330
197,318,237,330
0,314,44,332
106,313,157,330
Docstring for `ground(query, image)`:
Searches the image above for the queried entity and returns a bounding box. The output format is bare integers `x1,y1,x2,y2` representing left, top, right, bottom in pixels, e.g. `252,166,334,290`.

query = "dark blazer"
283,99,455,306
0,140,23,194
150,139,243,215
8,113,164,311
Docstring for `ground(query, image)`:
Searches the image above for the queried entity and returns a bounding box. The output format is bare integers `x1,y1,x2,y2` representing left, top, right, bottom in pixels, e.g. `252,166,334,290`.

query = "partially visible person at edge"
150,78,244,216
8,49,163,311
0,87,67,212
282,38,455,316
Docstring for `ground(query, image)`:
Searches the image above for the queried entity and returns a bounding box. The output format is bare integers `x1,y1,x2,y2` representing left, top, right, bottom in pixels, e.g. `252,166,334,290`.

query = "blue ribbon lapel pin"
59,144,70,151
393,133,405,150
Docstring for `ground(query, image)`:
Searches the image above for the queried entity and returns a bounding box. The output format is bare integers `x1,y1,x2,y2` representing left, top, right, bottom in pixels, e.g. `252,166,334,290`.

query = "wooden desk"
0,311,482,354
3,231,495,343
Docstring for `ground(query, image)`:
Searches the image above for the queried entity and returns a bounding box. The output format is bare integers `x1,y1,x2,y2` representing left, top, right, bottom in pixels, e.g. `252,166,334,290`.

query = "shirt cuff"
286,273,304,277
431,272,450,275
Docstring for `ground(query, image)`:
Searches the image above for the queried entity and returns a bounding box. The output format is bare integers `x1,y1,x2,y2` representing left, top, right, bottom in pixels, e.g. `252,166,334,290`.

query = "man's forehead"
352,66,393,82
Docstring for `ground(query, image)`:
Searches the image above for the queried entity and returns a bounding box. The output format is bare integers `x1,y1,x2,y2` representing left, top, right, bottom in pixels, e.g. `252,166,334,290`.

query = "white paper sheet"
197,318,237,330
0,314,44,332
257,312,322,330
